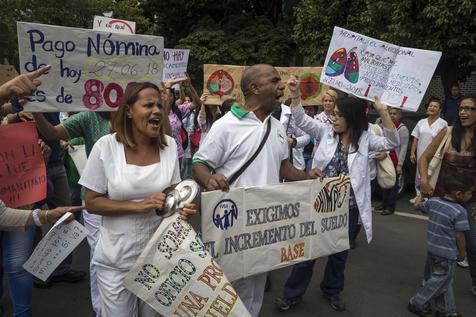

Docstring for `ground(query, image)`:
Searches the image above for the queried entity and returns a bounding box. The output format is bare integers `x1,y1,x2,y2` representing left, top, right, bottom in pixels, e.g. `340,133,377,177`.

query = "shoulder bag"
427,127,452,188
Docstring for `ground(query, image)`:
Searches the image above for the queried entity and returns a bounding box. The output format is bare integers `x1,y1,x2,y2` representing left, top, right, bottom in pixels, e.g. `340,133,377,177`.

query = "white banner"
163,49,190,89
23,212,87,281
93,16,136,34
123,214,251,317
320,26,441,112
17,22,164,112
201,177,351,282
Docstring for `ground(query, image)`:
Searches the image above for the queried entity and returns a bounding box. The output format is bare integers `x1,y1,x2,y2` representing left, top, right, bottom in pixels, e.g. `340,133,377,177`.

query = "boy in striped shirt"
409,173,473,317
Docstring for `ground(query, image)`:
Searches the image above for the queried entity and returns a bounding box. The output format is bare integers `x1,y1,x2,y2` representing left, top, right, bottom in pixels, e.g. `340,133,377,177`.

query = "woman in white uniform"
79,82,196,317
410,97,447,203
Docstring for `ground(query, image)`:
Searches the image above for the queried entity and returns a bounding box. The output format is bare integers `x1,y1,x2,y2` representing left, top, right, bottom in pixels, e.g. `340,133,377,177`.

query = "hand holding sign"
0,65,51,102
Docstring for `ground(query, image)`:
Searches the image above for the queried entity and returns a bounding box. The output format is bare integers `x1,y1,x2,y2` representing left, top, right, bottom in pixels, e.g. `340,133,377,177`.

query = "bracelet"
32,209,43,226
45,210,49,224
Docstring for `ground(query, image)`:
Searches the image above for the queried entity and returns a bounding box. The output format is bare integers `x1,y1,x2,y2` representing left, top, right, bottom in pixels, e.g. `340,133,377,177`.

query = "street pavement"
2,191,475,316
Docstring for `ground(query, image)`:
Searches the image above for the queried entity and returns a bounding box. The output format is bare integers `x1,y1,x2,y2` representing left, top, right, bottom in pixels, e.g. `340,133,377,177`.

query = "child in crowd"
409,172,473,317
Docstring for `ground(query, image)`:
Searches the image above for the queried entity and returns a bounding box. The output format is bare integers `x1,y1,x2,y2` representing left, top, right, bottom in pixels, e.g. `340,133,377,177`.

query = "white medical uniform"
193,106,288,316
79,134,180,317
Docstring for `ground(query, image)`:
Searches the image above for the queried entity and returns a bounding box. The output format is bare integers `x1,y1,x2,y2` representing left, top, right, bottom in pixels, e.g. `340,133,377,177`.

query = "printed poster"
201,177,350,282
320,26,441,112
203,64,329,106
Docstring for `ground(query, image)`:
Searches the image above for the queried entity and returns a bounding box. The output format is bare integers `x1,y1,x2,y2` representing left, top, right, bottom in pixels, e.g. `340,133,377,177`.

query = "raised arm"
417,128,448,195
32,112,69,140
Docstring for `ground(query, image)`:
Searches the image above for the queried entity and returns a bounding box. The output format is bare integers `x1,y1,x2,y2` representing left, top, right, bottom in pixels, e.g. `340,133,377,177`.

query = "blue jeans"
283,206,359,299
412,253,456,314
0,228,35,317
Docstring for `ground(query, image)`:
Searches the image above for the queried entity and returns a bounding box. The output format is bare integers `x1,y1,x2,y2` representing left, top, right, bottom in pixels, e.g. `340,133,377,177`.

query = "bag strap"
228,119,272,185
435,127,452,159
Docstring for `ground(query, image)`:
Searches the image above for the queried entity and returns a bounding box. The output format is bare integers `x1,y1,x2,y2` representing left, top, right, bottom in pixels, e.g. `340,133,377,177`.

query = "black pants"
381,177,398,212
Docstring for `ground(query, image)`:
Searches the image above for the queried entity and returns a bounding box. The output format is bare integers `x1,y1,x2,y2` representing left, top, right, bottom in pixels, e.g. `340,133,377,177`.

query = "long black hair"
451,95,476,155
335,97,368,152
169,89,183,122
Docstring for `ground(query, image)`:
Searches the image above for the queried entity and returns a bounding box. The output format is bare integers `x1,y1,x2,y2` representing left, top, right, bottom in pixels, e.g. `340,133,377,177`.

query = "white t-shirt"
79,133,181,270
411,117,447,159
193,107,288,188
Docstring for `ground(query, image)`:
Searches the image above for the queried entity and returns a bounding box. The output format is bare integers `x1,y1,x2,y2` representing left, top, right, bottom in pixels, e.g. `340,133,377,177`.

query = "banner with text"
0,121,46,208
201,177,350,282
320,26,441,112
203,64,329,106
163,49,190,83
123,214,251,317
23,212,87,281
17,22,164,112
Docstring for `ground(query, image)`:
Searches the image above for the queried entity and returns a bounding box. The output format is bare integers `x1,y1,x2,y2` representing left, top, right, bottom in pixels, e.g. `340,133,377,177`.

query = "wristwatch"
291,137,297,148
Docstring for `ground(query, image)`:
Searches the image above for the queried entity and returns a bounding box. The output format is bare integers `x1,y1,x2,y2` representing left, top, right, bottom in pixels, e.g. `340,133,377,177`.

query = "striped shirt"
420,197,469,260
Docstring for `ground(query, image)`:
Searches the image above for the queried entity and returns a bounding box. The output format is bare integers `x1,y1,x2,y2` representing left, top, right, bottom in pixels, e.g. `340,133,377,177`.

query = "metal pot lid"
175,179,200,208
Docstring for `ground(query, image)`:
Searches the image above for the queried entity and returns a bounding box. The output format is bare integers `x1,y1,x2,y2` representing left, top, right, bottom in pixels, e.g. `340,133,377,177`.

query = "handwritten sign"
201,177,350,282
23,212,87,281
93,16,136,35
0,64,19,86
17,22,164,112
203,64,329,106
0,121,46,208
320,26,441,112
123,214,251,317
163,49,190,83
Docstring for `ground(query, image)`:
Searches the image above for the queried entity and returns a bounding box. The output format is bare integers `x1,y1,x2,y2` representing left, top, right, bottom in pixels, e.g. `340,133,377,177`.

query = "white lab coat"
292,105,400,242
279,104,310,170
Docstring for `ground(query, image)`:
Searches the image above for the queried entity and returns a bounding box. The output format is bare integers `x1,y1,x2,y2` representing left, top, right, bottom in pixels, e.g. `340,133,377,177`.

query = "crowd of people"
0,63,475,317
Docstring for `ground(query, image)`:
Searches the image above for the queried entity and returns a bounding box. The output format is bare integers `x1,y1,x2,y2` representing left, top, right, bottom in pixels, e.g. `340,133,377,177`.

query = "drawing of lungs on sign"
299,73,322,100
207,70,234,96
344,48,359,84
325,48,347,77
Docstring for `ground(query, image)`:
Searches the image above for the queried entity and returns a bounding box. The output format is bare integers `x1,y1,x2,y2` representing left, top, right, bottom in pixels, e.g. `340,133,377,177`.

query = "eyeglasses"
459,106,476,113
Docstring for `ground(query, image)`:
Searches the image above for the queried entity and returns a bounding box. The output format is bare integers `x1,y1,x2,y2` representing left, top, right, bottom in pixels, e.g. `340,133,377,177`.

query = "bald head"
240,64,275,98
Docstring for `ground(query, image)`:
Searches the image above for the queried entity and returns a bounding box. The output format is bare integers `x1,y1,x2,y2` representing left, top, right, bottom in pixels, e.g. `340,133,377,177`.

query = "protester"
275,79,399,312
79,82,196,316
317,89,337,124
443,83,463,126
410,97,447,204
380,108,409,215
408,173,473,317
302,104,319,171
192,64,320,316
274,99,310,170
164,76,201,168
418,95,476,298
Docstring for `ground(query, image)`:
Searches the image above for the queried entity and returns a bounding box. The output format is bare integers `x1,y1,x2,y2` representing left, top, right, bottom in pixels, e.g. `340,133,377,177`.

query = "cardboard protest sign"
163,49,190,82
0,64,19,86
320,26,441,112
123,214,251,317
201,177,350,282
203,64,329,106
93,16,136,35
0,121,46,208
17,22,164,112
23,212,87,281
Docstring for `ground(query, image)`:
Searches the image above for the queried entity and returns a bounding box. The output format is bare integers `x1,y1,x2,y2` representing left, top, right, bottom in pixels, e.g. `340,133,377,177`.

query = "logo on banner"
213,199,238,230
314,175,351,213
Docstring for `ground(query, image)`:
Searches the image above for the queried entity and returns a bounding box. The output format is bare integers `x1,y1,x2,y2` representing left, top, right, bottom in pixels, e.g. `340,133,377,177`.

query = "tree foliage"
293,0,476,90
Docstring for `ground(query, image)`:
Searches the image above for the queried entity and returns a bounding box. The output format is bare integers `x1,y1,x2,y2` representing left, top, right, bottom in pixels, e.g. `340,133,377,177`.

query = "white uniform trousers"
232,272,267,317
82,208,102,316
96,265,161,317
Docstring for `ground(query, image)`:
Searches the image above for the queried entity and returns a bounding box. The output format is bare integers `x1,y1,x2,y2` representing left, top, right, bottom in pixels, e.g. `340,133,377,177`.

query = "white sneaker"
409,197,416,204
457,257,469,268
